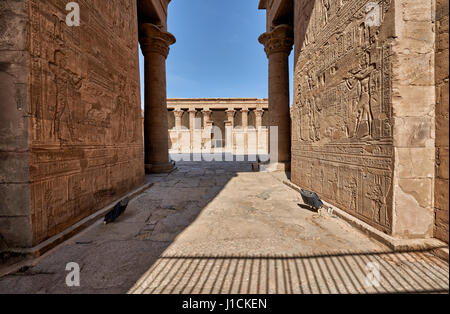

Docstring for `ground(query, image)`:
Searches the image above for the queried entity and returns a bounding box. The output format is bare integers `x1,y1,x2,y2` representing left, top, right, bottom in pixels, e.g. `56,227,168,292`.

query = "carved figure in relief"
322,0,331,25
366,176,386,224
49,50,83,143
344,176,358,211
113,76,129,142
344,50,376,139
53,15,65,45
305,97,322,142
354,76,374,138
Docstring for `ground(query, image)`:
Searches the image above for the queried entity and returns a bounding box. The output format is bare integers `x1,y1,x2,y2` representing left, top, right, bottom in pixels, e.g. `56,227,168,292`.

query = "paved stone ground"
0,161,448,294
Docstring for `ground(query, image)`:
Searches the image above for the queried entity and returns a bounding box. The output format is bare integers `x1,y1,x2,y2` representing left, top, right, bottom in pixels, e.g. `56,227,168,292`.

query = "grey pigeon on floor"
104,197,130,224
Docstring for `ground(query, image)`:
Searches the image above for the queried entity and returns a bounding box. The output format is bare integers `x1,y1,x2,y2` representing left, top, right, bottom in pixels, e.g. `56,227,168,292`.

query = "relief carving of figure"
49,50,83,143
344,176,358,211
354,76,374,138
322,0,331,25
366,178,387,224
53,15,64,45
307,96,321,142
113,76,129,142
345,52,375,139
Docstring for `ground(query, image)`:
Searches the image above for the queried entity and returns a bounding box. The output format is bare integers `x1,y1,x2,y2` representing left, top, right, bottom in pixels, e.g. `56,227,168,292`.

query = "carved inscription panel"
27,0,144,244
292,0,394,233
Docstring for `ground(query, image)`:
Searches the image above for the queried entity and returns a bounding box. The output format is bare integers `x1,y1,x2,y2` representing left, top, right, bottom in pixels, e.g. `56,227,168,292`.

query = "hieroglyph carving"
292,0,394,232
26,0,144,244
48,50,83,143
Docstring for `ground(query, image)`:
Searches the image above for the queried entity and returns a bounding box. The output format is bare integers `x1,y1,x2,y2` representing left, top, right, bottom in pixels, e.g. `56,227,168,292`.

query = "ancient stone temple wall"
0,0,31,249
1,0,144,249
291,0,436,238
435,0,449,243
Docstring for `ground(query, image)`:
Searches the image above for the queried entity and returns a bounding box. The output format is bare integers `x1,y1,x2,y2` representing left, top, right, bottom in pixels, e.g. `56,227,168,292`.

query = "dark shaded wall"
0,0,31,249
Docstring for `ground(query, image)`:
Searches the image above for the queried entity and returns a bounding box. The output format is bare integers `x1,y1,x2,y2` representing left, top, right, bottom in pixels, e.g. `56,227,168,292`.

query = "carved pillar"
202,108,213,150
255,109,266,155
226,109,236,127
189,108,197,151
189,108,197,130
140,23,176,173
173,109,184,153
241,108,249,129
259,25,293,169
255,109,265,128
225,109,236,151
202,108,212,126
173,109,184,129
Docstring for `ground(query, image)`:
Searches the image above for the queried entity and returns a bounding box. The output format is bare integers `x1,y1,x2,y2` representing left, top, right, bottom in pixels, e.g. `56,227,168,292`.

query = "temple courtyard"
0,161,447,294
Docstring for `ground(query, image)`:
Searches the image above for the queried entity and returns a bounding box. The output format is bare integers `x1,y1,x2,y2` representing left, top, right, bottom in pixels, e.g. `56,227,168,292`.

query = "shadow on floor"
129,249,449,294
0,161,256,293
0,160,448,294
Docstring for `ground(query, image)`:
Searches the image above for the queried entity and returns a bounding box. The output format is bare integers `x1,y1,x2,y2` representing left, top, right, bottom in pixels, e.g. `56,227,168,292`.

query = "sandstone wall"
0,0,32,248
435,0,449,243
1,0,145,249
292,0,436,238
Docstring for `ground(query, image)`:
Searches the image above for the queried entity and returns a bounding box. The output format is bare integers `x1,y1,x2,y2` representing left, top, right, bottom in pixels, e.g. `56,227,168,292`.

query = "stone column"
225,109,236,152
173,109,184,153
259,25,293,170
202,108,213,150
189,108,197,152
241,108,249,154
226,109,236,127
241,108,249,129
255,109,264,128
173,109,184,130
202,108,213,127
140,23,176,173
189,108,197,130
255,109,266,155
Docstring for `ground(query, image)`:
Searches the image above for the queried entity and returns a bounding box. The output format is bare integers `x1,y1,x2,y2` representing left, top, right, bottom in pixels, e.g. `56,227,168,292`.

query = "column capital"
173,108,184,119
240,108,250,113
140,23,176,58
226,108,236,115
202,108,212,124
226,109,236,125
258,24,294,57
188,108,198,113
254,109,265,117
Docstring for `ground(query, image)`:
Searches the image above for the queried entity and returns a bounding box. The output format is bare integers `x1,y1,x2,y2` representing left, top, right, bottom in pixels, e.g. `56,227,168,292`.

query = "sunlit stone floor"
0,161,448,294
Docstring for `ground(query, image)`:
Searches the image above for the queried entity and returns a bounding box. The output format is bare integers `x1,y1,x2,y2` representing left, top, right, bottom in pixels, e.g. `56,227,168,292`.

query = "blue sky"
139,0,294,102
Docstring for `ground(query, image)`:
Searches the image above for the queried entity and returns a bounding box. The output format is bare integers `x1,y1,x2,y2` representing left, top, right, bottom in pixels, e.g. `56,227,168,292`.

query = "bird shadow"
297,203,319,213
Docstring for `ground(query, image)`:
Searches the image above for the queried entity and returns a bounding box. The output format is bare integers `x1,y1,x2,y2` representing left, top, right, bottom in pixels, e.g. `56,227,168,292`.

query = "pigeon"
104,197,130,224
300,189,324,211
252,157,261,172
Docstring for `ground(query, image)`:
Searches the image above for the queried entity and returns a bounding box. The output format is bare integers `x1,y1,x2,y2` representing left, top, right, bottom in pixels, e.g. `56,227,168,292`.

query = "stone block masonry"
435,0,449,243
259,0,441,240
0,0,145,250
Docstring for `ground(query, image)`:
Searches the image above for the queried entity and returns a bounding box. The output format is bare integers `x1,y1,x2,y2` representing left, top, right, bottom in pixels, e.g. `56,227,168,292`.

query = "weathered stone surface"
276,0,438,239
1,0,145,249
289,0,396,234
26,0,145,245
0,0,31,249
435,0,449,244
